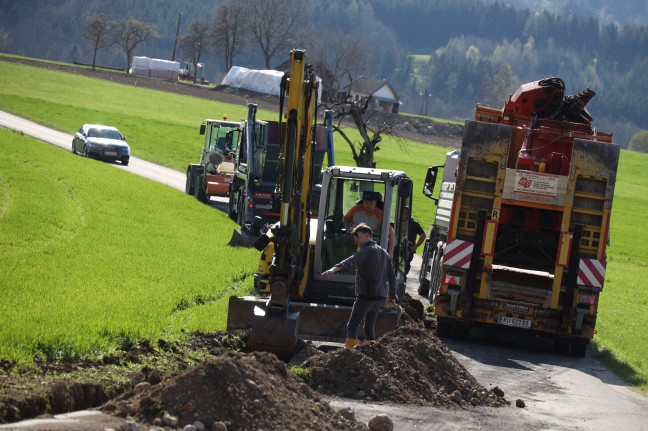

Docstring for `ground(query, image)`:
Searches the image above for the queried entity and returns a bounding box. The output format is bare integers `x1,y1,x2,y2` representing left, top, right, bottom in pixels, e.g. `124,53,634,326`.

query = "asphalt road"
2,111,648,431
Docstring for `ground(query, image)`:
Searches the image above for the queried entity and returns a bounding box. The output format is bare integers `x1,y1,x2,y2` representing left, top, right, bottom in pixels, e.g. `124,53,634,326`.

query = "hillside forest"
1,0,647,147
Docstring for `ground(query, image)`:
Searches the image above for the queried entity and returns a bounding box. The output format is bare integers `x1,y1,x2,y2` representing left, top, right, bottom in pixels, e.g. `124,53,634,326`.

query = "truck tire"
554,337,589,357
417,242,431,297
427,242,444,303
237,195,245,226
228,196,237,220
436,317,470,339
436,317,454,338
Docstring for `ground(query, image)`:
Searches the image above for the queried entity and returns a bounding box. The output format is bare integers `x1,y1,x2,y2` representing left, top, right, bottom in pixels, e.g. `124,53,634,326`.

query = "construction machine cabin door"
309,172,410,304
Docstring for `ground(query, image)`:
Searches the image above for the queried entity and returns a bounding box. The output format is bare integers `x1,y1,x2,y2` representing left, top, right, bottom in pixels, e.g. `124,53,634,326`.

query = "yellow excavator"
226,50,414,359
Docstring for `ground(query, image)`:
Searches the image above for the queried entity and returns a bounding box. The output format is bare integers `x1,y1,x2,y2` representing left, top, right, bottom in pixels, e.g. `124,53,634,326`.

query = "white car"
72,124,130,166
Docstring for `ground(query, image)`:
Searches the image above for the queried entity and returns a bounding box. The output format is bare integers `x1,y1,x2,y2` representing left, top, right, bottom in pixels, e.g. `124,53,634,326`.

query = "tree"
210,1,246,72
79,13,115,70
306,30,368,102
629,130,648,153
179,19,210,83
479,63,518,107
241,0,308,69
114,19,158,72
325,76,402,168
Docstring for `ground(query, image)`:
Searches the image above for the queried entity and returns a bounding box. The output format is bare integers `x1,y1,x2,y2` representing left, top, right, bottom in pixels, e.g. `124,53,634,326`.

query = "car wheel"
121,158,129,166
82,145,88,157
71,140,77,154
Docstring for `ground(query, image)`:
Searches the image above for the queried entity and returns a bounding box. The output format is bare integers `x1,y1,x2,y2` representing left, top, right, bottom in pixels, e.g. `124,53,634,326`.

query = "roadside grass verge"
0,57,647,392
0,129,258,367
592,150,648,391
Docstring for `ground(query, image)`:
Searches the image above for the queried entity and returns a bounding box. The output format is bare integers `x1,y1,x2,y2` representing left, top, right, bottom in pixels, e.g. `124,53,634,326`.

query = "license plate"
104,151,118,157
498,316,532,329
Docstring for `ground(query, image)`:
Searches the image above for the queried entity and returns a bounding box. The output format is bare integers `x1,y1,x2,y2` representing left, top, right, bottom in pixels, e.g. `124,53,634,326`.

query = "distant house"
347,76,402,114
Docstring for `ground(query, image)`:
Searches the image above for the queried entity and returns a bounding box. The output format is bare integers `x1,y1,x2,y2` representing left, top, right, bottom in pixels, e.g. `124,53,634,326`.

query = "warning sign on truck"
502,169,567,206
513,171,559,196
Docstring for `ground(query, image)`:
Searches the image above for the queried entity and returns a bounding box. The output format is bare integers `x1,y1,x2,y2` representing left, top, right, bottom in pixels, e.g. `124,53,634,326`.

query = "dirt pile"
304,322,506,408
105,351,368,431
100,321,504,430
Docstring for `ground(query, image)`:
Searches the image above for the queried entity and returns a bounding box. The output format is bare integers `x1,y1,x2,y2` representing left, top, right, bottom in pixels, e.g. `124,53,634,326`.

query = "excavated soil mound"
304,322,506,408
107,351,368,431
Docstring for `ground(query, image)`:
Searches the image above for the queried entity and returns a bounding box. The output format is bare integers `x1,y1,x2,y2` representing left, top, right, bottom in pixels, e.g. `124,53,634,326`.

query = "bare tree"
114,19,158,72
80,14,115,70
210,1,246,71
241,0,308,69
307,30,368,102
179,19,210,83
326,90,400,168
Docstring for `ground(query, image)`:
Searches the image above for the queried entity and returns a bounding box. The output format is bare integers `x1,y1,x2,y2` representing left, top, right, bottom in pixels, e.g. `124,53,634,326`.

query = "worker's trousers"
347,296,384,340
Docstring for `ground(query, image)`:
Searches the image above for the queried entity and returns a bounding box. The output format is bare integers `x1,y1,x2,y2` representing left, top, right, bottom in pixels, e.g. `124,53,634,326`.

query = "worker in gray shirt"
322,223,397,348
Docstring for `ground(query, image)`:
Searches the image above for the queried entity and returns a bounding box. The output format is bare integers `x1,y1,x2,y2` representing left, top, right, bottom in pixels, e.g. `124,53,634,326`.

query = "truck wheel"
428,243,444,303
417,243,431,297
554,337,588,357
194,175,208,203
436,317,454,338
237,195,245,226
570,339,589,357
228,196,237,220
436,317,469,339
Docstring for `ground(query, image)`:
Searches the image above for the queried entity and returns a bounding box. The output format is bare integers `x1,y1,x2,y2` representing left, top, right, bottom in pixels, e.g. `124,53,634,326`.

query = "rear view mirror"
423,166,443,203
200,124,206,135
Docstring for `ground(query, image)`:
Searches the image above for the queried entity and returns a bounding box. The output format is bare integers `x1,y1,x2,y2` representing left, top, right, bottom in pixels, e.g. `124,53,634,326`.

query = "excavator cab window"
320,178,387,273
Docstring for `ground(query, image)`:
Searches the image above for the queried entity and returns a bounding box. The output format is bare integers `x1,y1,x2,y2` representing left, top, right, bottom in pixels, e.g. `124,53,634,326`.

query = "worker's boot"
344,338,358,349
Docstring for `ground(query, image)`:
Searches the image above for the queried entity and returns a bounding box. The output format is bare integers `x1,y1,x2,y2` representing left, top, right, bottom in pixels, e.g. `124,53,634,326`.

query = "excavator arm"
248,49,319,359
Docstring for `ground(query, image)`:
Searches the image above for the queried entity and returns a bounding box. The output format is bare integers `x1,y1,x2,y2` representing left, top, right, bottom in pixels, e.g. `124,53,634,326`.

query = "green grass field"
0,57,646,391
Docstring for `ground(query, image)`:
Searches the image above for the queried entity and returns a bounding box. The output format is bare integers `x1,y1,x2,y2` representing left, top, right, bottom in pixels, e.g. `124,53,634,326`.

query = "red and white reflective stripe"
445,274,462,286
443,239,473,269
577,258,606,288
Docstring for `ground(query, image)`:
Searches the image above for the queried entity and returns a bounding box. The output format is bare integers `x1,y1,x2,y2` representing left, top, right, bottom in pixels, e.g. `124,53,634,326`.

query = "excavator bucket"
227,296,403,344
227,228,261,248
248,306,299,361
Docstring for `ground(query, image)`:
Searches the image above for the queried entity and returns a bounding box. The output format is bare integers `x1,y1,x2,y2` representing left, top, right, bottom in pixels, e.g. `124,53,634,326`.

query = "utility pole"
171,11,182,61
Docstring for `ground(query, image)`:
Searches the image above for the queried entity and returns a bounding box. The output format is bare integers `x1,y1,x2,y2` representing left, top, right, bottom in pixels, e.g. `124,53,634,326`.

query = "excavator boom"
246,50,318,359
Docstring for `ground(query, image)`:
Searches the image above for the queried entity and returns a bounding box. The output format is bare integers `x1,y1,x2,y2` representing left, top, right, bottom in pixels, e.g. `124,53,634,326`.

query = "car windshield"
89,128,122,140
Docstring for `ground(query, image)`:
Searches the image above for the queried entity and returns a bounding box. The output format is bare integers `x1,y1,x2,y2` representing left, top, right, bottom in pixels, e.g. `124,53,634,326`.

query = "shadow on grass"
592,341,648,391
